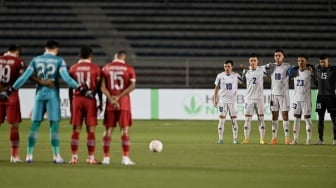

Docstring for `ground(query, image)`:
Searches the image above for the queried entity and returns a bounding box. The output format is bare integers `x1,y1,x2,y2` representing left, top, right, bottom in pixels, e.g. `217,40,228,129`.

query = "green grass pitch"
0,119,335,188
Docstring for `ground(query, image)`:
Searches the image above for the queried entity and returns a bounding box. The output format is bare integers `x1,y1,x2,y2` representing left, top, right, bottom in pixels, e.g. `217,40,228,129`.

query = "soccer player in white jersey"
265,49,291,144
287,54,314,144
213,60,243,144
240,53,267,144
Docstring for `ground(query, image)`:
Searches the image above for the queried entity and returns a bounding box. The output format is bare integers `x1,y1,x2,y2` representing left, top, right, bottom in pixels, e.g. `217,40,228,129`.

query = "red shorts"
0,92,21,124
103,110,132,128
71,96,97,126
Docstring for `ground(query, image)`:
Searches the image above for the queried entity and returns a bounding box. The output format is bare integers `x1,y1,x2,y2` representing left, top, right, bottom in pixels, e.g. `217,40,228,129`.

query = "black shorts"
316,95,336,114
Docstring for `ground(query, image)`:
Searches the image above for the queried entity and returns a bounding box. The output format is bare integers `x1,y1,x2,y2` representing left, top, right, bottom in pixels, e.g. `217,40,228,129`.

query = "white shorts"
218,103,237,117
292,101,311,116
244,99,265,116
270,94,290,112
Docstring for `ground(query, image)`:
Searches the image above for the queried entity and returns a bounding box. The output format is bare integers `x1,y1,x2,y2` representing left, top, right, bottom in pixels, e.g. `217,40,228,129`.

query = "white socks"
272,120,278,139
232,118,238,141
259,116,266,140
218,119,225,140
244,117,252,140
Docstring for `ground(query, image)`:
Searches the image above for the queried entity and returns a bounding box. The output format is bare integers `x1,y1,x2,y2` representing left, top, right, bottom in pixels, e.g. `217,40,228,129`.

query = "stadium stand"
0,0,335,88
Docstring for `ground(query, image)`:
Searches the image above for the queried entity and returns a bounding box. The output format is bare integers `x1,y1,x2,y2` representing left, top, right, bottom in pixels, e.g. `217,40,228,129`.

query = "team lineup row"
213,50,336,145
0,40,136,165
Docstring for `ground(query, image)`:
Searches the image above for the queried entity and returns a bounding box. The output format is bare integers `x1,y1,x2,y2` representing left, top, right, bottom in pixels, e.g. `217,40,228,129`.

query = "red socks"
87,132,95,156
71,131,80,154
10,126,19,156
121,135,130,156
102,135,111,157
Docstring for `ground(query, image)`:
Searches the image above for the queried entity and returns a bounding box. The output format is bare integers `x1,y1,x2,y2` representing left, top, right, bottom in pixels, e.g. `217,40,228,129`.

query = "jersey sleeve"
59,60,79,89
214,74,220,86
237,73,243,84
12,60,35,89
286,65,299,78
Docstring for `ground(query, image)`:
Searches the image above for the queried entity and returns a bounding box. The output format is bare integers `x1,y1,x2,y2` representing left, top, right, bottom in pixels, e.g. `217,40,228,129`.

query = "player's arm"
0,66,34,99
100,76,119,109
59,67,80,89
262,63,275,76
237,73,246,88
12,67,34,89
96,77,103,113
113,79,136,102
68,87,74,114
286,65,299,78
213,84,219,107
239,64,248,83
30,75,55,88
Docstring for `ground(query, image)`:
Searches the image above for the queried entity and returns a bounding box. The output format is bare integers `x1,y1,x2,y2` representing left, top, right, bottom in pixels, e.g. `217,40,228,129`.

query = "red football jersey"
69,60,101,95
101,61,136,111
0,54,23,123
0,54,24,87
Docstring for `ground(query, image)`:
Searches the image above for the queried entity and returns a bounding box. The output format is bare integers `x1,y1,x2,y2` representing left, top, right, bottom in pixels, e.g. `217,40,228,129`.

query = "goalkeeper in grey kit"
313,54,336,145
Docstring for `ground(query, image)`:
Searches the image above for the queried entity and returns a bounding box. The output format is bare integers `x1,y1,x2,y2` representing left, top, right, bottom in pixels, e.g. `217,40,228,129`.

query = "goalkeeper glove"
0,87,15,100
76,84,95,98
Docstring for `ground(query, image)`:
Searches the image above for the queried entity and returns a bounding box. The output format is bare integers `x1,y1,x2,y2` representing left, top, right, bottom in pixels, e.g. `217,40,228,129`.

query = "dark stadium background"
1,0,335,89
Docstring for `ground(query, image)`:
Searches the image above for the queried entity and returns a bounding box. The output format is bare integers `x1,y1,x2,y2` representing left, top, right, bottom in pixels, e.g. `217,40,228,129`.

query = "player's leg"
303,115,312,145
327,96,336,145
302,101,312,145
282,111,290,144
26,100,45,162
85,98,98,164
242,115,252,144
256,99,266,144
329,110,336,145
270,95,279,144
5,95,23,162
69,98,84,164
280,94,290,144
47,97,65,163
119,110,135,165
86,125,97,163
317,111,325,144
9,123,21,162
229,103,239,144
216,105,227,144
70,125,81,164
258,115,266,144
291,101,301,144
26,120,41,162
45,121,65,164
242,101,253,144
102,111,116,165
49,120,66,163
316,96,326,144
292,114,301,144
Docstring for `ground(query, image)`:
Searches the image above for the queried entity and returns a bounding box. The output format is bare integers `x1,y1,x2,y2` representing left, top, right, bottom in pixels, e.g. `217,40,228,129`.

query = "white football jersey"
244,66,267,100
293,69,311,102
214,72,242,103
267,63,291,95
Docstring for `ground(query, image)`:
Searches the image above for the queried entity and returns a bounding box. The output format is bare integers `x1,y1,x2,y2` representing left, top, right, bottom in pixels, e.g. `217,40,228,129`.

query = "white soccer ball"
149,140,163,152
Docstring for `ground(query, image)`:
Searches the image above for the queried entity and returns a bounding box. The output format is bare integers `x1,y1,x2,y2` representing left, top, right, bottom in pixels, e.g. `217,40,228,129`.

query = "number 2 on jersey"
36,63,56,79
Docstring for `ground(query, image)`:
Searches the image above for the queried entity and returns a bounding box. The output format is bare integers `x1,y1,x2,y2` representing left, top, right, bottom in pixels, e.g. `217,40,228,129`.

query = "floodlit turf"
0,119,336,188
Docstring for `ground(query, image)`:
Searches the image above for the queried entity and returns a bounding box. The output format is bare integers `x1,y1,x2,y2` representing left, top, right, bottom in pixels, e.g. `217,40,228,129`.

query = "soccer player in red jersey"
0,45,24,163
68,46,102,164
100,50,136,165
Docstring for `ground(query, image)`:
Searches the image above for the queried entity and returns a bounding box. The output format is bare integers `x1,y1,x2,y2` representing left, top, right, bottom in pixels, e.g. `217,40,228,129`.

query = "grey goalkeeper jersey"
314,65,336,96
